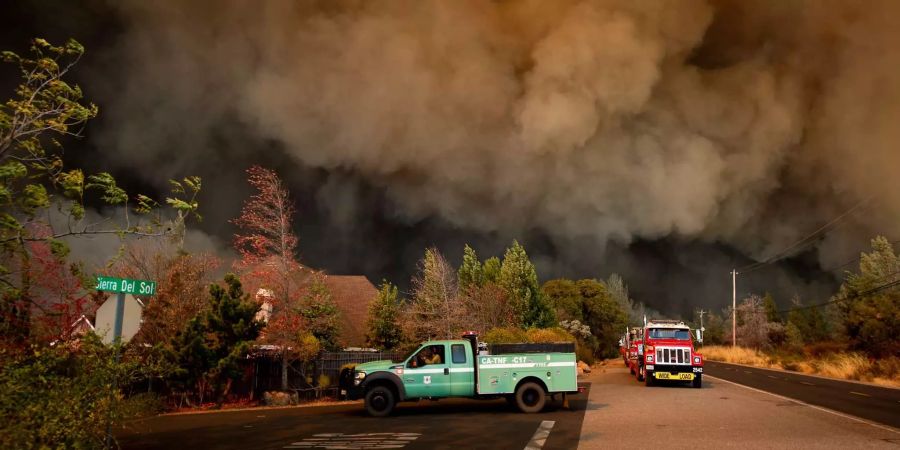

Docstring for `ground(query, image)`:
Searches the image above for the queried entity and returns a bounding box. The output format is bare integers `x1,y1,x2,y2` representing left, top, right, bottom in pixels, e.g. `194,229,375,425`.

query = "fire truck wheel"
364,385,396,417
515,381,547,413
637,365,645,382
692,375,702,389
644,372,654,387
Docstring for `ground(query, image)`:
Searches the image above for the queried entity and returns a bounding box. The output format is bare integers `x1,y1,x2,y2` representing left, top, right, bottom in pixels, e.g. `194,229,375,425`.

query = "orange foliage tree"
233,165,325,390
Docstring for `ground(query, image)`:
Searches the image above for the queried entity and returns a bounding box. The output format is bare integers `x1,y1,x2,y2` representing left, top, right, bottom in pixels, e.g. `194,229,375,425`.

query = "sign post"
96,275,156,449
95,276,157,344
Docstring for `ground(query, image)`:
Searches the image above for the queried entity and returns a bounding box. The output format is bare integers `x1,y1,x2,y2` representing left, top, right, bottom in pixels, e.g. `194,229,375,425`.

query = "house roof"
322,275,378,347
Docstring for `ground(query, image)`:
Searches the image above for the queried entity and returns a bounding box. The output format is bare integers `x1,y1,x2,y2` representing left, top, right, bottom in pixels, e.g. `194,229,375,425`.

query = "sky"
2,0,898,317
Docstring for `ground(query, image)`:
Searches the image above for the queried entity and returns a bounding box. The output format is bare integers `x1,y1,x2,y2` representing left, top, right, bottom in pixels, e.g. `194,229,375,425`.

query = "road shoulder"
578,362,899,449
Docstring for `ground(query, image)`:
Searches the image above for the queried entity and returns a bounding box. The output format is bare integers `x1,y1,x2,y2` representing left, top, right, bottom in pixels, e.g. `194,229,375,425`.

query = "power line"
821,239,900,273
738,198,873,274
774,269,900,314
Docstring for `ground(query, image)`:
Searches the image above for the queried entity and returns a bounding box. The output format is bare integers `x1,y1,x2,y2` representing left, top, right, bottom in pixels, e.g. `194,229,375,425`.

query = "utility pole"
698,309,706,347
731,269,737,348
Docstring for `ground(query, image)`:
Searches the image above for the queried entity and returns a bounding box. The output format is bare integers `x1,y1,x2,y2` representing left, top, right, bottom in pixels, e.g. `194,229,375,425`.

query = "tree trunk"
281,350,289,391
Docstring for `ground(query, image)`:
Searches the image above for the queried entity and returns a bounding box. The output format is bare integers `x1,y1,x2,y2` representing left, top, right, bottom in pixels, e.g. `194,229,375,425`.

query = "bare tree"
404,248,464,342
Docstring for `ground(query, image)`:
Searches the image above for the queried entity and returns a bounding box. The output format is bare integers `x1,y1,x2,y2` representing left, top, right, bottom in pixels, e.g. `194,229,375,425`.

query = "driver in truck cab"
415,346,443,366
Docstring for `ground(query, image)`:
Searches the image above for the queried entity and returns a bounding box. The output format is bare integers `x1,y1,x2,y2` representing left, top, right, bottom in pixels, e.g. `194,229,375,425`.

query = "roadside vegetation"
697,236,900,387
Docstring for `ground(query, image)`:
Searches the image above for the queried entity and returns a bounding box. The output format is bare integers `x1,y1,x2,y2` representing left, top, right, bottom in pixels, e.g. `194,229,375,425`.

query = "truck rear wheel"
365,385,396,417
515,381,547,413
692,375,702,389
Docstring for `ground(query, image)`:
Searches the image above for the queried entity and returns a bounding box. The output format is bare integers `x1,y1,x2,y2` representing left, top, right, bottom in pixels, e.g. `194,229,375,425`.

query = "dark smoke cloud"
4,0,899,316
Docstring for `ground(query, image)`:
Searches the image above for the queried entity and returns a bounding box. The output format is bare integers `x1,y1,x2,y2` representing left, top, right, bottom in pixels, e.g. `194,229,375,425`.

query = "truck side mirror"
695,328,703,343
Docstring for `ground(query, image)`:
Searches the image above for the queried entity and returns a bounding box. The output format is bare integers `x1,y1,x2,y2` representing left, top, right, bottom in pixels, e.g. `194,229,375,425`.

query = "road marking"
524,420,555,450
744,371,752,374
850,391,871,397
706,375,900,435
768,375,777,379
284,433,421,449
800,382,815,386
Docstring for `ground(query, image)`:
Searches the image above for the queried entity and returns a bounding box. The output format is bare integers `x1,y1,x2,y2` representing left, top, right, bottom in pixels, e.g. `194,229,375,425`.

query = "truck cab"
624,327,644,379
641,320,703,388
340,332,582,416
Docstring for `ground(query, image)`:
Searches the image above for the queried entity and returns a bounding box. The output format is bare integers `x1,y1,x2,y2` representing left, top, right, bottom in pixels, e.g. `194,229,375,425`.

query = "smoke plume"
22,0,900,315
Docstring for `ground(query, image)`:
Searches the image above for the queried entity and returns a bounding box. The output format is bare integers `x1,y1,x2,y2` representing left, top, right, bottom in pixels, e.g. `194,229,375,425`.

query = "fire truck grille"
656,347,691,365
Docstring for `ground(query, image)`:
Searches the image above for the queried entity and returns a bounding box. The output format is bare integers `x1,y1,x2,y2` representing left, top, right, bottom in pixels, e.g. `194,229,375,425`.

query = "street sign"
95,276,157,296
95,275,156,345
95,294,143,344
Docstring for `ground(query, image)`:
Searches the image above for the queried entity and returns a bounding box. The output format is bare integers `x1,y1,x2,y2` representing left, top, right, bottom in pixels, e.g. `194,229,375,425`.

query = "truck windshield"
397,346,421,363
648,328,690,340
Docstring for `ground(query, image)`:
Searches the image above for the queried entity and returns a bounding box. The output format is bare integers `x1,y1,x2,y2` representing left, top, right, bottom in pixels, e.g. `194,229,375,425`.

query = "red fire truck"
639,319,703,388
623,327,644,379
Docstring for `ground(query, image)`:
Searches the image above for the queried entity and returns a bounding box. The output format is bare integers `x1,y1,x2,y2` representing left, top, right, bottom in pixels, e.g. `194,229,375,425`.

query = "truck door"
449,343,474,397
402,344,451,398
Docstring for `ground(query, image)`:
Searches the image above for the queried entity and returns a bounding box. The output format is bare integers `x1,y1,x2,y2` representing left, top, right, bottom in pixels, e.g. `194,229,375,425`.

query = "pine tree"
763,293,781,323
458,245,484,289
498,241,555,328
838,236,900,357
366,281,404,350
301,277,341,351
172,274,263,405
482,257,501,283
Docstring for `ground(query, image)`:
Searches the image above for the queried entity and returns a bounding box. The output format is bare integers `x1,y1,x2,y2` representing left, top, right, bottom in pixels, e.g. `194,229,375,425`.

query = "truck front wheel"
515,381,547,413
637,365,645,382
644,372,654,387
365,385,396,417
692,375,702,389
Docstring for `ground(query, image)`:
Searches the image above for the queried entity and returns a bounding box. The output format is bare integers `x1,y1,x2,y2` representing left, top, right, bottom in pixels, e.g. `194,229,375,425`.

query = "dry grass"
700,345,779,369
700,345,900,388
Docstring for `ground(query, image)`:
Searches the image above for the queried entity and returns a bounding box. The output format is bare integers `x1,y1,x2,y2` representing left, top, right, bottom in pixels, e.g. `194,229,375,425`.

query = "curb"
159,400,363,416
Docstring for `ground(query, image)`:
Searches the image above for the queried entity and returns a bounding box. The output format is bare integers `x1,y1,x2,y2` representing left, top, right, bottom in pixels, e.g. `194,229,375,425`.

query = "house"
248,262,379,348
321,275,378,348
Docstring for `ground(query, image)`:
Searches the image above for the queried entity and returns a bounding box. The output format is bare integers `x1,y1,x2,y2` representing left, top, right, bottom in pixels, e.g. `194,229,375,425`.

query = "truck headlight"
646,355,653,362
693,356,701,364
354,371,366,385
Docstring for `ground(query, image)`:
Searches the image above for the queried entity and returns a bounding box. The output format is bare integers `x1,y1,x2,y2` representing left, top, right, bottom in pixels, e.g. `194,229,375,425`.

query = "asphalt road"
578,362,900,449
120,364,900,449
119,383,591,450
704,360,900,429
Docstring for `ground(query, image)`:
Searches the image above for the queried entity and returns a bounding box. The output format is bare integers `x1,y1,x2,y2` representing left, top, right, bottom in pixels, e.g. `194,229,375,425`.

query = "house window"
451,344,466,364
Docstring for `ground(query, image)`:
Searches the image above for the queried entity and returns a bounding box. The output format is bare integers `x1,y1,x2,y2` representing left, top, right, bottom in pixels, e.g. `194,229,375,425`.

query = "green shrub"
121,392,166,419
482,327,528,343
0,335,142,449
525,327,575,343
575,345,595,365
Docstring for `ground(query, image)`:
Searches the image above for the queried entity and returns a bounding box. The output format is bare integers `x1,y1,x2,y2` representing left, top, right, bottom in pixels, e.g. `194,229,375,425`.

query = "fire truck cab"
641,320,703,388
623,327,644,379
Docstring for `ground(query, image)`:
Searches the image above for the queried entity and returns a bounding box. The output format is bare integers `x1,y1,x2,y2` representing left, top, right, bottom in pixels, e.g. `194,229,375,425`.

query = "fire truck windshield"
648,328,691,340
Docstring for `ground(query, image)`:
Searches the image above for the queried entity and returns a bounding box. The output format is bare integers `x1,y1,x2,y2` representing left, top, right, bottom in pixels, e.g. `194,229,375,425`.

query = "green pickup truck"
339,332,583,416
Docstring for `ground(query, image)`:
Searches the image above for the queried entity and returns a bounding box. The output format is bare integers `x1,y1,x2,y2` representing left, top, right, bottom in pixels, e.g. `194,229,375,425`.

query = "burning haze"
10,0,900,316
